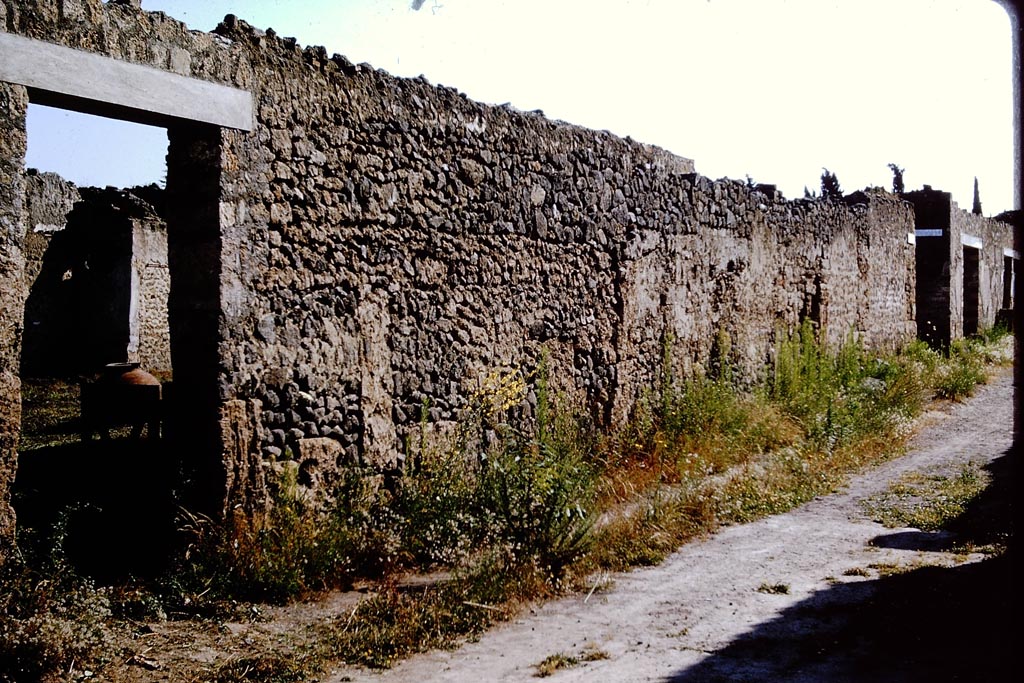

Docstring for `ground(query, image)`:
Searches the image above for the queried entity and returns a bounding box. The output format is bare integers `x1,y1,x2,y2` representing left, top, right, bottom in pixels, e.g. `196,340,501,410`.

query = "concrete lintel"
1004,247,1021,259
961,233,983,249
915,229,943,238
907,233,916,245
0,32,253,131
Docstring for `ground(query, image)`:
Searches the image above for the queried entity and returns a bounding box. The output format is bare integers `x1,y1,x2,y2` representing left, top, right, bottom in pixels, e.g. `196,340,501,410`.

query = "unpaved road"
330,370,1015,683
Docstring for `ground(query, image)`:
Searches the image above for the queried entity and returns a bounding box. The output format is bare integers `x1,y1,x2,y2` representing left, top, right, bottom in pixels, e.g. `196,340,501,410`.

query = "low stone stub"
219,398,268,517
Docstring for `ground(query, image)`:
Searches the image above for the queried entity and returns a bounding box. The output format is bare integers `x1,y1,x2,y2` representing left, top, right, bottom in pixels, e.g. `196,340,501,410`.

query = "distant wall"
22,170,80,286
906,187,1016,347
0,0,918,537
612,184,915,424
131,211,170,374
953,208,1014,334
20,179,170,377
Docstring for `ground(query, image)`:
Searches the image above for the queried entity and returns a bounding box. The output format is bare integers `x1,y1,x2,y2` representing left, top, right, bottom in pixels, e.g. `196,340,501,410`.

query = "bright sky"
25,0,1017,214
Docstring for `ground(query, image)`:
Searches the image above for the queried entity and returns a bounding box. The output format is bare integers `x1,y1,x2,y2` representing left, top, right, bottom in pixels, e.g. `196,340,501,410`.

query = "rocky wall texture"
0,0,918,526
131,217,170,374
206,20,917,472
22,170,80,286
0,80,27,552
614,184,916,423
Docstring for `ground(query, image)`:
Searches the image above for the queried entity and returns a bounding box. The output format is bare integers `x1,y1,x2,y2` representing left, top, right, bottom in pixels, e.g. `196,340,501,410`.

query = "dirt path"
327,370,1014,682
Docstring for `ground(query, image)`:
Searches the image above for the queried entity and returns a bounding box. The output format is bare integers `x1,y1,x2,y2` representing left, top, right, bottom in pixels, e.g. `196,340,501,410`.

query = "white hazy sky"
25,0,1017,214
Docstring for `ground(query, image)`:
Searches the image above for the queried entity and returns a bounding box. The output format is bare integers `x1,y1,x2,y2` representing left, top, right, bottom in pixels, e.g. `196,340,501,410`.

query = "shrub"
0,561,113,682
766,323,924,453
174,466,385,604
977,322,1011,345
769,321,836,421
175,353,600,602
450,353,600,578
935,339,987,400
478,434,596,578
392,448,480,568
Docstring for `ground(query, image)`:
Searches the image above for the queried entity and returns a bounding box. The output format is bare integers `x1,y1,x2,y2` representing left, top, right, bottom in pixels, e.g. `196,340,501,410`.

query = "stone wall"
905,187,1016,347
0,79,27,552
131,208,170,373
23,170,80,286
0,0,918,542
952,207,1015,334
205,19,917,471
612,184,916,424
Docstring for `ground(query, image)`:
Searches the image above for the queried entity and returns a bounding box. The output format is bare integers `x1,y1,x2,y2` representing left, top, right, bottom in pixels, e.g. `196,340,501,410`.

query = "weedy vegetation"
4,322,1010,680
534,644,610,677
757,582,791,595
0,544,114,683
17,379,81,451
862,461,990,532
534,652,579,678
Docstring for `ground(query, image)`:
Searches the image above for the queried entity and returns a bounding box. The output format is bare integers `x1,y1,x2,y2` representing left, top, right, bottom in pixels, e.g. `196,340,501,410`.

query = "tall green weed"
768,322,925,452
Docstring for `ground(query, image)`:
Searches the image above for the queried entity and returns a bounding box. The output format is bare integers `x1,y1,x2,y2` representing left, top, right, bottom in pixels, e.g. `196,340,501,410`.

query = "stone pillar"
131,214,171,374
0,82,27,558
165,123,270,517
164,123,229,516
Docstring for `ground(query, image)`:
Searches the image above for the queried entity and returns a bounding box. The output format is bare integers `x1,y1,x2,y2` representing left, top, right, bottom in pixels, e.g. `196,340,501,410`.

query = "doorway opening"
1001,255,1014,310
962,245,980,337
13,104,211,583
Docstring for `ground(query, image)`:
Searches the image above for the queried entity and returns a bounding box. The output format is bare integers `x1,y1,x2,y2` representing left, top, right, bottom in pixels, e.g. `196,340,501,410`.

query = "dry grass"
18,378,81,451
534,644,609,677
861,461,990,532
757,582,791,595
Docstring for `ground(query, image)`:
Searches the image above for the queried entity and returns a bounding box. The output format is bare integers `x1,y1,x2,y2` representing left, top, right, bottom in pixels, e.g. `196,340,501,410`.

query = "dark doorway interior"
1002,255,1014,310
963,246,980,336
915,236,951,348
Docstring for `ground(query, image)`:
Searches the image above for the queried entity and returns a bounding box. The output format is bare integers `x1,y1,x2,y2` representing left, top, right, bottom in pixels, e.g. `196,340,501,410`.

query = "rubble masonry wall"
0,0,917,538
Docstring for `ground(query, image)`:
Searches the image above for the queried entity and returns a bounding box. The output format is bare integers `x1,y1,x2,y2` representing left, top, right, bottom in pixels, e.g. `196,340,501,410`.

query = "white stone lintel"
0,32,253,131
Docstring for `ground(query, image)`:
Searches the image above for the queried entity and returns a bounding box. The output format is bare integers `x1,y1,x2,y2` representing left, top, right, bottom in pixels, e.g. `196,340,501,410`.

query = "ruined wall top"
24,169,78,233
0,0,915,498
1,0,696,174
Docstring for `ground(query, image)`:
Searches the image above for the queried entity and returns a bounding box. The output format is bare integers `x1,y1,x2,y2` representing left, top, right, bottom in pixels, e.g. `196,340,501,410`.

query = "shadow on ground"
12,438,181,584
665,451,1017,683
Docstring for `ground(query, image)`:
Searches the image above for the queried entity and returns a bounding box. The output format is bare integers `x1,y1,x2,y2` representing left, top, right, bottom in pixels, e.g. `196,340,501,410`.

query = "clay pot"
82,363,164,441
102,362,161,390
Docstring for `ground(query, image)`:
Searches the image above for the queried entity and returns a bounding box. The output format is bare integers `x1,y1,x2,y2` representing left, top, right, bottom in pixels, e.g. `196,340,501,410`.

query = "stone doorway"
962,245,980,337
14,110,178,580
1001,254,1014,310
0,31,249,571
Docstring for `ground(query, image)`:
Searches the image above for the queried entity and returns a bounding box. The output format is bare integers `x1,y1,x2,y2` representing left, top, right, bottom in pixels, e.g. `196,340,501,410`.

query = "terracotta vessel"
102,362,161,390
